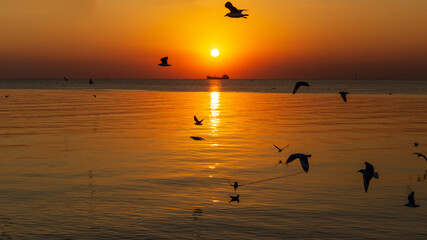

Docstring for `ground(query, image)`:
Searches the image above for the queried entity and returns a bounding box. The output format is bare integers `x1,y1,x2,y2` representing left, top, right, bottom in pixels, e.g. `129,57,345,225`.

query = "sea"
0,79,426,239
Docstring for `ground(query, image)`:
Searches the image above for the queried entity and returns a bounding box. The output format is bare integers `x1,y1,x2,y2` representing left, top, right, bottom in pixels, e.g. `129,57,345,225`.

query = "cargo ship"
206,74,229,79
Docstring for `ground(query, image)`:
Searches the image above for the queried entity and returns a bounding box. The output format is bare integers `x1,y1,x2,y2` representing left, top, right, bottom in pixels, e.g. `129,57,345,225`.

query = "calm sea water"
0,80,426,239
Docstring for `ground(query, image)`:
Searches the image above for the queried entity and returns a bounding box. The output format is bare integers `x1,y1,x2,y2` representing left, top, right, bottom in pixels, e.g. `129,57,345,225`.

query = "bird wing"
421,154,427,161
363,174,370,192
292,83,301,94
194,116,199,123
339,92,347,102
273,144,281,151
286,154,299,164
364,162,375,173
225,2,239,13
408,192,415,205
300,81,310,87
299,156,309,173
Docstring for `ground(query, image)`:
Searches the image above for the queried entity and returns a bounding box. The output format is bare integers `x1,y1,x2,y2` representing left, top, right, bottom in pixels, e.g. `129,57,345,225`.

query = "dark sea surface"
0,79,426,239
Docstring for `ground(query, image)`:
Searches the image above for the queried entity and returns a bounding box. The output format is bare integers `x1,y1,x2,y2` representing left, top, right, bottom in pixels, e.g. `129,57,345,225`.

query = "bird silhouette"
286,153,311,173
404,191,419,208
414,142,418,147
229,195,240,204
292,81,310,94
224,173,303,192
224,2,248,18
357,162,379,192
273,144,289,153
4,95,9,98
339,91,349,102
190,136,205,141
194,116,204,125
159,57,171,66
93,95,97,98
64,77,68,81
412,153,427,161
89,79,94,84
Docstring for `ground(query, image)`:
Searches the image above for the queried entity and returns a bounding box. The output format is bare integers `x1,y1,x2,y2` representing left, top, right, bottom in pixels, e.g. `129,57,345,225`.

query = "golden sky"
0,0,426,79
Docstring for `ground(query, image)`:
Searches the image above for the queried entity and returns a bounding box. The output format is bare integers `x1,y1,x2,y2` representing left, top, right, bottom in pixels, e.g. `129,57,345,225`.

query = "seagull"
229,195,240,204
339,91,349,103
357,162,379,192
229,181,241,192
404,191,419,208
194,116,204,125
224,2,248,19
190,136,205,141
292,81,310,94
286,153,311,173
412,153,427,161
224,173,304,193
89,79,94,84
64,77,68,81
273,144,289,153
414,142,418,147
158,57,171,66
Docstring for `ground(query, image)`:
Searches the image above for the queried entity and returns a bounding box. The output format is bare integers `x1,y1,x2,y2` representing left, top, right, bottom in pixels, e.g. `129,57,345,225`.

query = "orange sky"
0,0,426,80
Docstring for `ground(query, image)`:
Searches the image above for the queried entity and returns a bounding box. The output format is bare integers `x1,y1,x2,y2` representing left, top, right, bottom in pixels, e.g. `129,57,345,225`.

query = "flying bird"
414,142,418,147
224,2,248,19
64,77,68,81
159,57,171,66
89,79,94,84
223,173,302,192
286,153,311,173
357,162,379,192
190,136,205,141
273,144,289,153
292,81,310,94
93,95,97,98
339,91,349,103
229,195,240,204
404,191,419,208
194,116,204,125
412,153,427,161
4,95,9,98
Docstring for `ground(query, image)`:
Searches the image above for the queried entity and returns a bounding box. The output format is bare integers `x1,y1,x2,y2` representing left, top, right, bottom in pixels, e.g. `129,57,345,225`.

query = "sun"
211,49,219,57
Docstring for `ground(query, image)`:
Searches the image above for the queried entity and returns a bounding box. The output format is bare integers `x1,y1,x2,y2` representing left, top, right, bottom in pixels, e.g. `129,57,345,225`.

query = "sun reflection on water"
209,80,221,138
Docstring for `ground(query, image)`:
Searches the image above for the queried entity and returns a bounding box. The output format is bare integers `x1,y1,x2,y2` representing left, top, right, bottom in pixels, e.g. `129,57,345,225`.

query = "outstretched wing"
273,144,281,151
299,156,309,173
408,191,415,205
194,116,199,123
363,174,370,192
339,92,348,102
421,154,427,161
292,83,301,94
225,2,239,13
364,162,375,173
286,154,299,164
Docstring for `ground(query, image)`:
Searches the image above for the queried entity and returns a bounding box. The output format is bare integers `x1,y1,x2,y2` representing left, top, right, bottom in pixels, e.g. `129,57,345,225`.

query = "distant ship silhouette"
206,74,229,79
